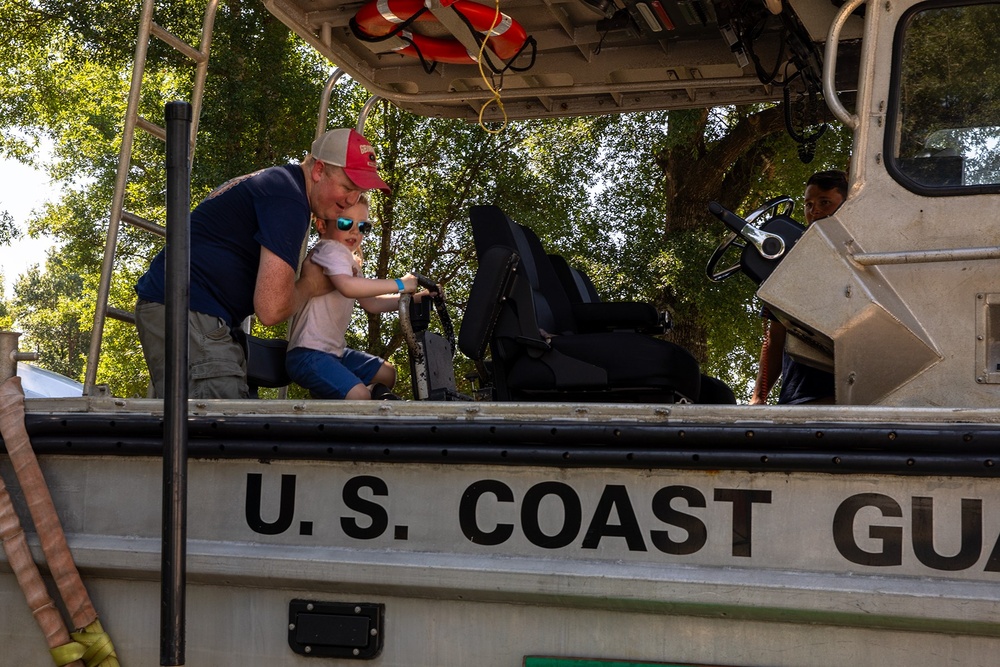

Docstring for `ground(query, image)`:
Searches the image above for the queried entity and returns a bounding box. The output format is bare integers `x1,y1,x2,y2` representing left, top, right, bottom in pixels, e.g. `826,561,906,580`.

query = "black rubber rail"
9,412,1000,477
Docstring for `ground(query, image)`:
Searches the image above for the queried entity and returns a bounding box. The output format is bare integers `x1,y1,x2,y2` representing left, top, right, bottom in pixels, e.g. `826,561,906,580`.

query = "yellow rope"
50,620,120,667
477,0,508,134
49,640,85,666
75,620,120,666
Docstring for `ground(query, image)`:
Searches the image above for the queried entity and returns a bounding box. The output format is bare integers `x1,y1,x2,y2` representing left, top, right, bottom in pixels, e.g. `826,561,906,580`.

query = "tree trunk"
655,104,789,361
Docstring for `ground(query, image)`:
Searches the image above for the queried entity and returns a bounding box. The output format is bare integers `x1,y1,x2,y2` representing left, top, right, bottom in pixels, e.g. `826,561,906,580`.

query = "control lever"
412,273,441,295
708,201,787,260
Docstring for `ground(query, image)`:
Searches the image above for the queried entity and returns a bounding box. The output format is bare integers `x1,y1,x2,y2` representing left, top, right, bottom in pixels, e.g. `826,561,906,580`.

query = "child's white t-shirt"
287,240,360,356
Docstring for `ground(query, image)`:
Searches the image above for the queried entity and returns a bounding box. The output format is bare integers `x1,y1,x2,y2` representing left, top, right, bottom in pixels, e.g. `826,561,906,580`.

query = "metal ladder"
83,0,220,395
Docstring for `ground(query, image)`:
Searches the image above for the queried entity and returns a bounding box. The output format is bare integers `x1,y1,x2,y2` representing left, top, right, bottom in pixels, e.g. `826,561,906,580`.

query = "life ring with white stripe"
351,0,531,67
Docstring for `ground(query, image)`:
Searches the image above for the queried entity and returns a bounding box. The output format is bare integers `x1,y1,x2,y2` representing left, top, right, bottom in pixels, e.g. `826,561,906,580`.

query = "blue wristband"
395,278,405,292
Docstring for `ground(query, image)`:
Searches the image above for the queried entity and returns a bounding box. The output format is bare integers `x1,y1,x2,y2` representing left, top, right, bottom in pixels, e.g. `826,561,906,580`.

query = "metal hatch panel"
757,215,942,406
262,0,793,120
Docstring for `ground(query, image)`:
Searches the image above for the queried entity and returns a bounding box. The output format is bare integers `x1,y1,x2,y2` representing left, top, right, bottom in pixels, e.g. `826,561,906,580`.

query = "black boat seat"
547,252,668,334
461,205,704,403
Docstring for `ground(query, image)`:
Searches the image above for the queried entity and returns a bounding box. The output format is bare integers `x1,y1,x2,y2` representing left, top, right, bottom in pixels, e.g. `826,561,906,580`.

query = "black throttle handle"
708,201,786,260
708,201,748,236
412,273,441,294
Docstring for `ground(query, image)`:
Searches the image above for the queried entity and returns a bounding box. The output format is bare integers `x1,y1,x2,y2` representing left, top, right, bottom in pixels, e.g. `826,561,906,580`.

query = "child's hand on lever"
398,273,420,294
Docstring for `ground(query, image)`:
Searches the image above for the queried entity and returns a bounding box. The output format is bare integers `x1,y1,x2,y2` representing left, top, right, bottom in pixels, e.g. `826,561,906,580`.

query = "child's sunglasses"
336,217,372,235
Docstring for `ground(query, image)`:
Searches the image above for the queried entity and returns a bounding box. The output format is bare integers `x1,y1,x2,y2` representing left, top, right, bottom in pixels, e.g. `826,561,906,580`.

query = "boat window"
886,1,1000,194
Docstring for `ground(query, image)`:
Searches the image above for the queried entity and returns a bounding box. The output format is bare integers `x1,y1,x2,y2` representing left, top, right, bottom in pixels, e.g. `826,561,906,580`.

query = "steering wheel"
706,196,795,282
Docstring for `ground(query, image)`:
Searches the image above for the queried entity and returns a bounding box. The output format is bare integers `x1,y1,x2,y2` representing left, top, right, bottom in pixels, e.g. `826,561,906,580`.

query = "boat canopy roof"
262,0,863,120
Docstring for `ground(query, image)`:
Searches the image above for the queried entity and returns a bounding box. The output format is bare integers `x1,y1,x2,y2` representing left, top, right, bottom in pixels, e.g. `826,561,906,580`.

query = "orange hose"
0,470,82,664
0,377,96,627
758,318,773,401
0,376,119,665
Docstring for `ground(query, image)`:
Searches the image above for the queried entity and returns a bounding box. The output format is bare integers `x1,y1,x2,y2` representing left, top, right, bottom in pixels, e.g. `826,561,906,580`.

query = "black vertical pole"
161,100,191,666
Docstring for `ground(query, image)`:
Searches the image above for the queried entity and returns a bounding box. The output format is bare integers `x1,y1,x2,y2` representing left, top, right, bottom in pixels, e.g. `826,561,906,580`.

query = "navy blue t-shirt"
761,306,835,404
135,164,310,327
777,353,835,404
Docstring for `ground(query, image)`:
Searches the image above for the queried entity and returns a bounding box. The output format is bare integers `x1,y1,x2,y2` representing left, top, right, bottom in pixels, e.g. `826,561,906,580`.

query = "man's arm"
750,320,786,404
254,247,310,326
253,247,296,327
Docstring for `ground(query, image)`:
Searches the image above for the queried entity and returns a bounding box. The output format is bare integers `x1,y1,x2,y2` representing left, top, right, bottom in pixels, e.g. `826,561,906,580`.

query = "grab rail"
823,0,867,128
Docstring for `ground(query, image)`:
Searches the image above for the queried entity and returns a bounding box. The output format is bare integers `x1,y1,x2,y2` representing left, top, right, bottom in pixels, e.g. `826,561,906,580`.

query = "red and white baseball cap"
311,128,390,193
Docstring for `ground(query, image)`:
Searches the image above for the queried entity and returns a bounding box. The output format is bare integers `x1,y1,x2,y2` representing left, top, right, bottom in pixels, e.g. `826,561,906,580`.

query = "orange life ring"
352,0,529,66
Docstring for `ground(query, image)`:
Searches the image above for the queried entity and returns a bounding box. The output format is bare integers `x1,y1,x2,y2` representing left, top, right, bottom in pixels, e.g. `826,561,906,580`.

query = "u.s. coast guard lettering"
834,493,1000,571
244,473,1000,572
458,480,771,555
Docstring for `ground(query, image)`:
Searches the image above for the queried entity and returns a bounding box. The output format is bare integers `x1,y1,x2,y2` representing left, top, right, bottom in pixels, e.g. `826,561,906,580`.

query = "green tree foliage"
0,210,20,246
0,280,12,331
293,93,635,398
650,105,851,393
0,0,330,393
0,0,851,401
9,259,90,379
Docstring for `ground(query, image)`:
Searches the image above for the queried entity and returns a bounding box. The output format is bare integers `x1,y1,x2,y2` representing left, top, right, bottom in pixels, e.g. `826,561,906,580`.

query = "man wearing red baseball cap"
134,128,389,399
309,128,391,193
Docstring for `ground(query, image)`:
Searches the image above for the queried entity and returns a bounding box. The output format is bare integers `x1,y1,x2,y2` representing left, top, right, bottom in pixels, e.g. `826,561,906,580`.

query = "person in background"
750,169,848,405
285,195,428,399
134,128,390,399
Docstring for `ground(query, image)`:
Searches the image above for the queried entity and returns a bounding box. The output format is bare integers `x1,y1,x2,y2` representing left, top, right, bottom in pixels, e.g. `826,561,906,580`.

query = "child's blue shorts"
286,346,385,399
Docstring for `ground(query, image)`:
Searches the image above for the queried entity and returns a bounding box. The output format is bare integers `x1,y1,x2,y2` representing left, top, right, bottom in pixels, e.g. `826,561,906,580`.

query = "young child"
286,195,422,399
